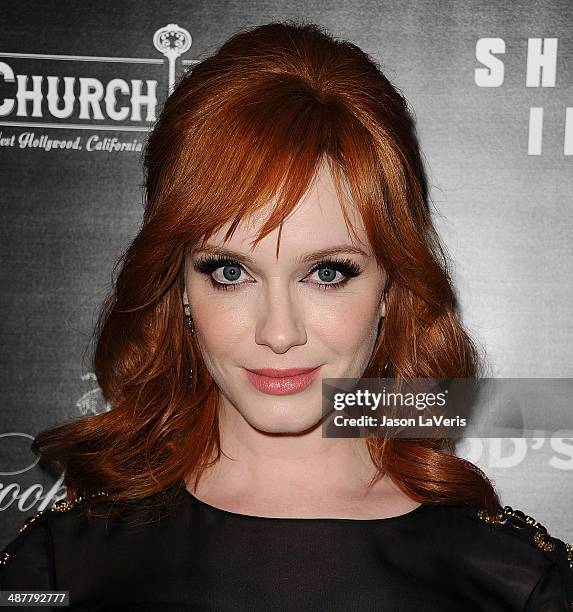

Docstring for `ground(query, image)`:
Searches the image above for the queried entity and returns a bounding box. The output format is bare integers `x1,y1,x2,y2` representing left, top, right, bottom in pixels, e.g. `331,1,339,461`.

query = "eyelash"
193,255,362,292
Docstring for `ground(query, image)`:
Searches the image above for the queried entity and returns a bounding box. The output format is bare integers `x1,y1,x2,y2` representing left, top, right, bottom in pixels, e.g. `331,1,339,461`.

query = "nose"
254,280,308,354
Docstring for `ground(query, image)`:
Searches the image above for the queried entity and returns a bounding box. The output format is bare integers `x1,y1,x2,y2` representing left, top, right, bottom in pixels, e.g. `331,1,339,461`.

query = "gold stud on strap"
0,551,11,568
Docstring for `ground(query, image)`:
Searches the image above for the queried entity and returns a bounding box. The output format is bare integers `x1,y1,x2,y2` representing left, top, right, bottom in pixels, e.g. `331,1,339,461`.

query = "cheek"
191,292,249,359
315,298,380,347
195,304,234,342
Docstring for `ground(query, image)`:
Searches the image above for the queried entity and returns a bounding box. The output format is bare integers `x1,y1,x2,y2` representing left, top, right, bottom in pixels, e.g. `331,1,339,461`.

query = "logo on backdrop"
76,373,112,416
0,23,195,153
474,37,572,155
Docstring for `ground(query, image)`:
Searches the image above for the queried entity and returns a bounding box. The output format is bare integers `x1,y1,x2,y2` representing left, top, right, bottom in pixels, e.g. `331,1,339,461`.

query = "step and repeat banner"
1,0,571,546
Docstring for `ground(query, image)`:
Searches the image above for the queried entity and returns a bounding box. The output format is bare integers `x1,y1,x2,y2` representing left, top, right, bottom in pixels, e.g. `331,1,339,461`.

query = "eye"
211,262,246,287
306,258,361,290
193,256,251,291
192,255,362,291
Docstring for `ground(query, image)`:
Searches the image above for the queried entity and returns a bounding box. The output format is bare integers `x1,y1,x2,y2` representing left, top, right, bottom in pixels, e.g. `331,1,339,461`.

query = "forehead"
203,162,370,257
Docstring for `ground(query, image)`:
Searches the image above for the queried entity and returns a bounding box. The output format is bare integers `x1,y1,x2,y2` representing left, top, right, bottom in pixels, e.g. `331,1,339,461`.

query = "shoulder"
1,488,183,591
433,502,572,611
474,504,571,579
0,491,126,589
1,506,53,589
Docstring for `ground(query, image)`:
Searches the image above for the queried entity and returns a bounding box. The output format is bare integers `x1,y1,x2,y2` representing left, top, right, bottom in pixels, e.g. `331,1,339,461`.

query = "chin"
244,408,324,435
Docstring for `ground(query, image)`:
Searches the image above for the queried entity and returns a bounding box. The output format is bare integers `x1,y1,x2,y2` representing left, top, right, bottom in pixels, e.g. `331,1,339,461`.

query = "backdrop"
1,0,572,547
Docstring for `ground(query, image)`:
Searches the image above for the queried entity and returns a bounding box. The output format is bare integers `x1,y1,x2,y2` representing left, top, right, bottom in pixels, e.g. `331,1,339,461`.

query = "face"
183,160,387,434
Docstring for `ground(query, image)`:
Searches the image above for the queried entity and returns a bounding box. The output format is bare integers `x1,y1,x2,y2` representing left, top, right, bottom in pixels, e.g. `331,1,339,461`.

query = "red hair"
32,20,500,516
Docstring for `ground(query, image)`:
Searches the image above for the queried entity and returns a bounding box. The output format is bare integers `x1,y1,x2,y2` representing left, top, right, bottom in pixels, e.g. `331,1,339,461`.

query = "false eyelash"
193,254,362,291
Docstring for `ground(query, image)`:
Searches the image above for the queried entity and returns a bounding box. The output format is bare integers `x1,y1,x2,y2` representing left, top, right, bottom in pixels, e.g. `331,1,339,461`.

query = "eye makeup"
192,254,362,292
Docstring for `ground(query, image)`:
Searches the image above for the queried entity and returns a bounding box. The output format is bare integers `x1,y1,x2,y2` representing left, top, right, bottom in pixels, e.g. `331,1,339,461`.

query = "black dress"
0,484,571,611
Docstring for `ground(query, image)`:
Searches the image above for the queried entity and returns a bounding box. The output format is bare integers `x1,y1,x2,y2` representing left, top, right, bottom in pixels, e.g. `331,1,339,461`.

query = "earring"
183,303,194,380
183,303,194,335
379,317,388,377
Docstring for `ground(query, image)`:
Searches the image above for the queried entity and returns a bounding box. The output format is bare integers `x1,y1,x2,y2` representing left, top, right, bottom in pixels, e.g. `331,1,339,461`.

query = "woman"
1,20,571,611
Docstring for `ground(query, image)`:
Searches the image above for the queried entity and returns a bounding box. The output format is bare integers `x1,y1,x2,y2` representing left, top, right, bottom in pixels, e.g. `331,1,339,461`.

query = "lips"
244,365,323,395
246,367,319,378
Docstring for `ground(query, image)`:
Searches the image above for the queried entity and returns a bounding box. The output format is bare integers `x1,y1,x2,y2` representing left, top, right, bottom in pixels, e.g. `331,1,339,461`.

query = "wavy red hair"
32,20,500,517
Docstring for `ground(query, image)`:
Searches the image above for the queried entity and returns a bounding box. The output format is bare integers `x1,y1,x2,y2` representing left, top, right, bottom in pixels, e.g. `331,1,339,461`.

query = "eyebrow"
191,244,369,265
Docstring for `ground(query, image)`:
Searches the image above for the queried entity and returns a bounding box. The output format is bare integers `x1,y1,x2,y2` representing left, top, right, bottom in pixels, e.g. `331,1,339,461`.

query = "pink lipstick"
244,366,323,395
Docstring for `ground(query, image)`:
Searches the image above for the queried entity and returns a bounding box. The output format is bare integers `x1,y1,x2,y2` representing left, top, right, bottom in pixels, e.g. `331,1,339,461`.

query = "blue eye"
308,259,361,290
193,256,361,291
215,263,242,283
193,257,246,291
